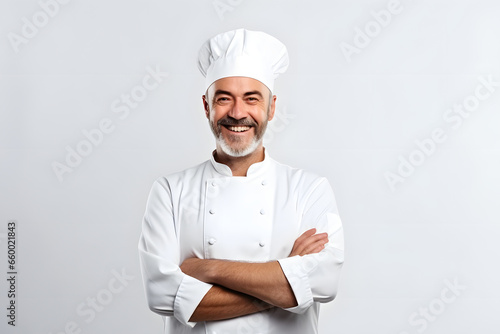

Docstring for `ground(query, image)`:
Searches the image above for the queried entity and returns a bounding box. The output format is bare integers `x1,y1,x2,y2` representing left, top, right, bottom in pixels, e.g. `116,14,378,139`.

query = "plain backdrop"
1,0,499,333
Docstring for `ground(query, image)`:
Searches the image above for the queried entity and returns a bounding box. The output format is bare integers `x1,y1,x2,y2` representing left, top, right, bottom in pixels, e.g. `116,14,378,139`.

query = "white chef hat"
198,28,289,93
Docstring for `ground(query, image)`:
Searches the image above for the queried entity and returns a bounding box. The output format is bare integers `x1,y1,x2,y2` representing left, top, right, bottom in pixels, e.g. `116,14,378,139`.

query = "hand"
288,228,329,257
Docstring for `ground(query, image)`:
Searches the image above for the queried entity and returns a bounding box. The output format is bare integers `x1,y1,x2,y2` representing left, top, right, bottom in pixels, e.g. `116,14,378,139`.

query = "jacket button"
259,241,265,247
260,209,266,215
211,181,217,187
261,180,267,186
209,209,215,215
208,238,216,245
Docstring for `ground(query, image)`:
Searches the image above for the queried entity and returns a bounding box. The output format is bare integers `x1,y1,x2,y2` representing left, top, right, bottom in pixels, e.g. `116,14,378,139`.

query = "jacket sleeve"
277,177,344,314
138,178,213,327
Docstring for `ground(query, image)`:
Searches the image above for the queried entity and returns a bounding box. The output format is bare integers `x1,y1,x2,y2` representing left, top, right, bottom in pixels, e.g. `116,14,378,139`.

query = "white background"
1,0,499,333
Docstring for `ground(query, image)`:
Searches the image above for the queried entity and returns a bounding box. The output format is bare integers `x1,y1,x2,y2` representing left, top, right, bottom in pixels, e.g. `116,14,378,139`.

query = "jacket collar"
210,148,271,177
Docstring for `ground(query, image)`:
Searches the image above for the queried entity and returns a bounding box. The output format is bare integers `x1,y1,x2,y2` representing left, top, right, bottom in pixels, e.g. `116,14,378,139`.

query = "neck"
214,146,265,176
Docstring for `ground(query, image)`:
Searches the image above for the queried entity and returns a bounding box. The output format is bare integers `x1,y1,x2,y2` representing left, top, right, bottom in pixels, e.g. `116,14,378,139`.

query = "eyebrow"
243,91,264,98
213,90,233,97
213,90,264,99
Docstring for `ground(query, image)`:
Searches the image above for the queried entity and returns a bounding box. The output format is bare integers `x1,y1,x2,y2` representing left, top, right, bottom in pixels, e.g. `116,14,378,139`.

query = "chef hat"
198,28,289,93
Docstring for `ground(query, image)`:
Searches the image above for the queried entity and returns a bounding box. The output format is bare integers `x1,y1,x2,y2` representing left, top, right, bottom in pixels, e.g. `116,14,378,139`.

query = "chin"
217,137,261,157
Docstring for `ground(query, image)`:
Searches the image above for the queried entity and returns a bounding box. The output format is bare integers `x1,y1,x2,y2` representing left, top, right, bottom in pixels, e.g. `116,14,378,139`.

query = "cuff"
173,274,213,327
278,256,314,314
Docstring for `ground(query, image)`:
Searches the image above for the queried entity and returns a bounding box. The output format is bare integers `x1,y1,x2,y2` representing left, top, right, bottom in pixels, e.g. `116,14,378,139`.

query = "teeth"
228,126,250,132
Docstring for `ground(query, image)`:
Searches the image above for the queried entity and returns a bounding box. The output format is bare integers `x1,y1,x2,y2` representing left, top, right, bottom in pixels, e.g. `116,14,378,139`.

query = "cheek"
251,109,269,123
211,107,229,122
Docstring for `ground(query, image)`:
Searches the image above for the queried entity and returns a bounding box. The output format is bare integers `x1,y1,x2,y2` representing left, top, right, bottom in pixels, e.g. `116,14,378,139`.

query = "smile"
223,125,252,133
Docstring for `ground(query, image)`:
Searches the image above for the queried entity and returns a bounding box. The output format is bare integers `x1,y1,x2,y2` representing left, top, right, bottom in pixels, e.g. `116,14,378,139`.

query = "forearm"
181,229,329,315
199,260,297,309
190,285,273,322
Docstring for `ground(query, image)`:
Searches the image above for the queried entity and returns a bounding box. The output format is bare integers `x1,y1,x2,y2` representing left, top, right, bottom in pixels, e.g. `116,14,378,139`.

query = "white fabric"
138,151,344,334
198,28,289,92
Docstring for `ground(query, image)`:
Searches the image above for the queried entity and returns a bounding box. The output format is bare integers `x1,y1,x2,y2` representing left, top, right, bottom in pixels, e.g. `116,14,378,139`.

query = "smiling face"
203,77,276,157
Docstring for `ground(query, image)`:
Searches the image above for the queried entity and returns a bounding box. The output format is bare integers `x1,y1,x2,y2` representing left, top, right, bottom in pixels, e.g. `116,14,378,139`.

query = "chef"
138,28,344,334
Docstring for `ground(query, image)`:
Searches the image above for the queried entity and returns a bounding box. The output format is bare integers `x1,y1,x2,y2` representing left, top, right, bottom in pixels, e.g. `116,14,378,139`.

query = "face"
203,77,276,157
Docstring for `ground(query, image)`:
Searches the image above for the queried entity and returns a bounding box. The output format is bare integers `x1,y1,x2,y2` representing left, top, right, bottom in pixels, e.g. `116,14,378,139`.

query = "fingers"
301,234,328,255
294,228,317,244
289,229,329,257
300,233,329,255
288,228,317,257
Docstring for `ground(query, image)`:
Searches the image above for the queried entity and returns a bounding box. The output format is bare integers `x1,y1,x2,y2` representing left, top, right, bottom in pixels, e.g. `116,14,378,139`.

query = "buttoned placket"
203,152,273,262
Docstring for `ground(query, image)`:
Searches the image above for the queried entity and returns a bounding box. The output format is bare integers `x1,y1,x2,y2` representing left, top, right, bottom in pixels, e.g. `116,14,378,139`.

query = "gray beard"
215,131,263,157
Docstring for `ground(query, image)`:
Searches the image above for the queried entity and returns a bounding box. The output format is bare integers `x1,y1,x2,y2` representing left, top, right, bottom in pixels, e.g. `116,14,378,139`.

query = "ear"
202,95,210,119
267,95,277,121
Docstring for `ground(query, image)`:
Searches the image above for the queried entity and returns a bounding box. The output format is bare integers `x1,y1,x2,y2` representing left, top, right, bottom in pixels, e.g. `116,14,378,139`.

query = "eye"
216,96,231,104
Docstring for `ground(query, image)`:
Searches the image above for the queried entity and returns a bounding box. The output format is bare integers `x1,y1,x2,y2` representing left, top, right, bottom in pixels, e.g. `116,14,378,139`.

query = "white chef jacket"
138,150,344,334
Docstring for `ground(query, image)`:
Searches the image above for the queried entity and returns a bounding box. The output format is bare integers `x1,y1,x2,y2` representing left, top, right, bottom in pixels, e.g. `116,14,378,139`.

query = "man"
138,28,344,334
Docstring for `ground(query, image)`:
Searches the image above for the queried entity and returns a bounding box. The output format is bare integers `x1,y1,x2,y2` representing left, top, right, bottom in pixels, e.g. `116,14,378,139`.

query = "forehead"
208,76,269,96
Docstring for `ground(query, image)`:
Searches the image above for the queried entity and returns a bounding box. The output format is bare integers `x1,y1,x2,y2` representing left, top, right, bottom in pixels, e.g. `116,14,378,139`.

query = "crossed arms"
138,177,344,327
180,228,329,322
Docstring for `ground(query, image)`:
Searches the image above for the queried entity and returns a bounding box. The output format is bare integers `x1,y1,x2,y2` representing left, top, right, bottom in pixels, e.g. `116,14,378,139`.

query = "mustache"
217,117,257,127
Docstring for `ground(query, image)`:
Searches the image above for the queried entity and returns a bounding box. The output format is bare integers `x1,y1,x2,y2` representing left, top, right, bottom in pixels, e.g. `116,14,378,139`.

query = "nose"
227,97,247,120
